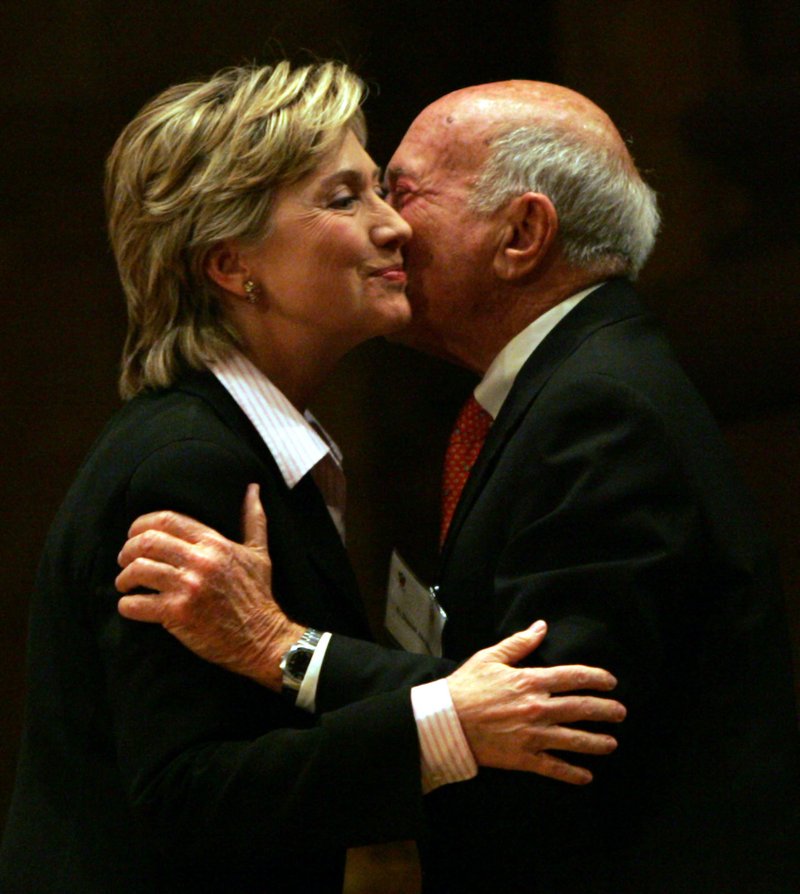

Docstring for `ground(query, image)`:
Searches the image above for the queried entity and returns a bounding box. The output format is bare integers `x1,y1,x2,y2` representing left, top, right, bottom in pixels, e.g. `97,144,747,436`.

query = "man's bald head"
400,80,659,281
385,80,660,369
419,80,632,164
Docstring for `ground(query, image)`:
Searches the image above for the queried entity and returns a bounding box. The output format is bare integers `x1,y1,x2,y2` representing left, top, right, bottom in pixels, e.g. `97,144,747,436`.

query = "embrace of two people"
2,61,798,894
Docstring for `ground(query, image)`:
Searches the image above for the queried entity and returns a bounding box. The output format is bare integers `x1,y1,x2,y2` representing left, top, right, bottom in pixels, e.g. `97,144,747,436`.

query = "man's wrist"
256,619,306,692
280,628,323,703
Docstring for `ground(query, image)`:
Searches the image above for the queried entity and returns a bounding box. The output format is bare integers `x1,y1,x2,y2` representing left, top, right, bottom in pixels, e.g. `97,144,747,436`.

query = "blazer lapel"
177,370,278,470
440,281,647,567
176,371,367,631
291,473,368,633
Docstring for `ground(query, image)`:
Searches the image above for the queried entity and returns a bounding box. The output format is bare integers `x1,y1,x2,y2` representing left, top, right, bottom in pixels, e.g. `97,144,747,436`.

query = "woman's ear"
493,192,559,280
205,242,250,297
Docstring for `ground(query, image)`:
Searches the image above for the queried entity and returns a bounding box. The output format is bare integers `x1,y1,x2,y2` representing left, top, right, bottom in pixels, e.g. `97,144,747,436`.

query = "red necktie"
440,395,493,547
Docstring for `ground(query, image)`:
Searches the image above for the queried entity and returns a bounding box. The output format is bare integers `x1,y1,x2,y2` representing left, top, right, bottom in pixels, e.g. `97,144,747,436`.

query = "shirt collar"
474,283,604,418
210,350,339,489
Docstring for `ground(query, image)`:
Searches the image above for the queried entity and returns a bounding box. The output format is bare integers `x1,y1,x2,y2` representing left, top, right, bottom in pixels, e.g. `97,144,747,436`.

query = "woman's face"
240,130,412,352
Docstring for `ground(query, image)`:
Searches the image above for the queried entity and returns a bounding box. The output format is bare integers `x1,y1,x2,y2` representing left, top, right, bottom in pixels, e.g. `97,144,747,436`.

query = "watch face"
287,647,313,680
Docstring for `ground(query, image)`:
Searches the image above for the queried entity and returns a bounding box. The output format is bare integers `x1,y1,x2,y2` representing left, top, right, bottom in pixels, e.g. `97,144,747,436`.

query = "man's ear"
205,242,251,298
493,193,558,280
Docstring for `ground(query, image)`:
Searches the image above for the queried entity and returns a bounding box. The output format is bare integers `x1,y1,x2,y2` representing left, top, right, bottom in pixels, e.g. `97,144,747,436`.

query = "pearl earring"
243,279,259,304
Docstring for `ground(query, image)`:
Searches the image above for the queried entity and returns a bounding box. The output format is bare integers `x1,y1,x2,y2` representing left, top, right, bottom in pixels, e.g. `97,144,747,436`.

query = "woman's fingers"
544,694,627,725
535,664,619,693
521,753,594,786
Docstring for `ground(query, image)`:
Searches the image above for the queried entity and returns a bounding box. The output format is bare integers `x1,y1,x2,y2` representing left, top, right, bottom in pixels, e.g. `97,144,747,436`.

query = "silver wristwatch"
280,628,322,704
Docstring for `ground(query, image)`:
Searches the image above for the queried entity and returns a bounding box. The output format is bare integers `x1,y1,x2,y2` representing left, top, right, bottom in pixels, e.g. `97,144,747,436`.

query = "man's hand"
117,485,625,786
447,622,626,785
116,484,304,691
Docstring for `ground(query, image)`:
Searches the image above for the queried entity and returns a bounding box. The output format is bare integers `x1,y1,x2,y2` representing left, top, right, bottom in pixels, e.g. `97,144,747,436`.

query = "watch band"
280,628,323,704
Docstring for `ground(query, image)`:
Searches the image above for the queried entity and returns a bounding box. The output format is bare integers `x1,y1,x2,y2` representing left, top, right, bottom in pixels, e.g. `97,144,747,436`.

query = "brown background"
2,2,798,889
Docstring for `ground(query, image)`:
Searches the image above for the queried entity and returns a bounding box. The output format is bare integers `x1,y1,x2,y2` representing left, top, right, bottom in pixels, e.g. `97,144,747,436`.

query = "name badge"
384,550,447,657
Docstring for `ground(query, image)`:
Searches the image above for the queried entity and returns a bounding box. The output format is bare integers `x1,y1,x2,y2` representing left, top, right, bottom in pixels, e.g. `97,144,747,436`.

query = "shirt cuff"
411,677,478,793
296,631,332,712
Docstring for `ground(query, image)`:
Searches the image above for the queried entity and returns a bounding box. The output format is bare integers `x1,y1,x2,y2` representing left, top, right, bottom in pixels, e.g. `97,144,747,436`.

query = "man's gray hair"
470,124,660,279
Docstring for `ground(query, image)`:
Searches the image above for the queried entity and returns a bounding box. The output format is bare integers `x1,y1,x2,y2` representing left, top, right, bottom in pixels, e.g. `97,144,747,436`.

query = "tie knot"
452,395,493,444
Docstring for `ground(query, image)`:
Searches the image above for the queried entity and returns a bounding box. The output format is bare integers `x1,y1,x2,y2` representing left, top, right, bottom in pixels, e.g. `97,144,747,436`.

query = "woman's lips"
370,265,406,282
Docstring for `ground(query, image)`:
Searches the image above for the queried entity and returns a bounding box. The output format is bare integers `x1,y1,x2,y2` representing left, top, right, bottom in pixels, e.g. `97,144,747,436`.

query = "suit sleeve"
90,436,426,870
316,634,455,713
489,372,703,711
325,371,697,717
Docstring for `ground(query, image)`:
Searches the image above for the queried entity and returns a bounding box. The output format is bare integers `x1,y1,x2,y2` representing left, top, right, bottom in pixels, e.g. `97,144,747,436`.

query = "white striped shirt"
211,350,476,792
211,351,346,539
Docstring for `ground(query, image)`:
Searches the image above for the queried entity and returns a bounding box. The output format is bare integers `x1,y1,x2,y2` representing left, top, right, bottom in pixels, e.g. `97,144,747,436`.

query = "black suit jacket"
1,372,427,893
319,281,800,893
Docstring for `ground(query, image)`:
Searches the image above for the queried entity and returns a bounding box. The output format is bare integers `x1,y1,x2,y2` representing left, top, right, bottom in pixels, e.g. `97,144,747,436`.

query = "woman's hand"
447,622,625,785
117,484,626,786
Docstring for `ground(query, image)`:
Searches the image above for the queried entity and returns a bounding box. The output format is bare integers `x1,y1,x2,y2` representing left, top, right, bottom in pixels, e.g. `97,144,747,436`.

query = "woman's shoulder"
75,371,268,497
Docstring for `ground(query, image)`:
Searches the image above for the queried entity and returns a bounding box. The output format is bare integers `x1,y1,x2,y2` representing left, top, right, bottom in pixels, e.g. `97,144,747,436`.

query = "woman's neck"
237,324,344,412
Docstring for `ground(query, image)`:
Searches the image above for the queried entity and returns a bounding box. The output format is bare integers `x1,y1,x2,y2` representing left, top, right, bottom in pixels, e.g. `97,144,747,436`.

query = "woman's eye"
329,193,357,210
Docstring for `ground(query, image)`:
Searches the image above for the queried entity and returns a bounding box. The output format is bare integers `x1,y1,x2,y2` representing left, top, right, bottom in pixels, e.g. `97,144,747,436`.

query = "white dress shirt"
328,286,605,789
210,350,475,791
474,285,600,416
413,286,602,786
215,285,601,793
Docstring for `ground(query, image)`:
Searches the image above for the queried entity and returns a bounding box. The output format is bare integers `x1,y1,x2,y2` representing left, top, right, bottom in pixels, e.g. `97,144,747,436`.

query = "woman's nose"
371,203,412,248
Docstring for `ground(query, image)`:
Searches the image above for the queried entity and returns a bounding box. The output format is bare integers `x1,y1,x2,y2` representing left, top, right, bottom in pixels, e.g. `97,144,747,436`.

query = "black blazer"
1,372,426,893
319,281,800,893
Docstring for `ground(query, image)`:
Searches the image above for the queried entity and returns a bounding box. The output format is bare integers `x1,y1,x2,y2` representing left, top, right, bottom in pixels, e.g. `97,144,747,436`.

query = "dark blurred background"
2,1,798,890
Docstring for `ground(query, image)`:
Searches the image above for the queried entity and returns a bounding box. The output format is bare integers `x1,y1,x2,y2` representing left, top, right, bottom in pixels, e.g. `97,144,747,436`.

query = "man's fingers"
127,510,211,543
117,593,167,623
241,484,268,550
115,558,183,595
118,529,197,570
535,665,618,693
482,620,547,665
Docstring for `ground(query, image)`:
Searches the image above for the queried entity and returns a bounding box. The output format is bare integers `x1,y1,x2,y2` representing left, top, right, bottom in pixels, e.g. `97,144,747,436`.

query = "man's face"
385,107,498,364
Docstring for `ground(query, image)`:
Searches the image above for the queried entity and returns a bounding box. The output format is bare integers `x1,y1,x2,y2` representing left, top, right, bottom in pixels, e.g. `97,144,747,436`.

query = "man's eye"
389,185,413,209
375,184,390,201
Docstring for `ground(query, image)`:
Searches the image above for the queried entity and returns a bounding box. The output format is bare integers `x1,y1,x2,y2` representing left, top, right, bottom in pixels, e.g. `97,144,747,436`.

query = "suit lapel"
178,370,278,470
290,472,367,632
440,281,647,567
176,371,367,631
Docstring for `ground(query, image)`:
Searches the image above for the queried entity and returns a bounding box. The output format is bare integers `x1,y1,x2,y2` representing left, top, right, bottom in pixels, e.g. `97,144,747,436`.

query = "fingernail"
531,619,546,633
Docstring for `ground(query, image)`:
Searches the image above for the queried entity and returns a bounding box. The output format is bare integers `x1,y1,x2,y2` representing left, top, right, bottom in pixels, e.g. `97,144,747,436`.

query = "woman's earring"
243,279,260,304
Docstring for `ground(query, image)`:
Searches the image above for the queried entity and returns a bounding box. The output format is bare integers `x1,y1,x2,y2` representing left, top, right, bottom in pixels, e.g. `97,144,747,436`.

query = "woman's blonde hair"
106,61,367,398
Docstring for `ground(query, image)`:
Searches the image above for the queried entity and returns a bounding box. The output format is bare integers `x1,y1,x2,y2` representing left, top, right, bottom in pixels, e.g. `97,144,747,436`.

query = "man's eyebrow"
385,165,412,185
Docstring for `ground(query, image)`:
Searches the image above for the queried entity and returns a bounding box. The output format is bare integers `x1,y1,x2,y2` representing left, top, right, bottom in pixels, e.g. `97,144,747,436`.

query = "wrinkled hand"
447,621,626,785
116,484,304,690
